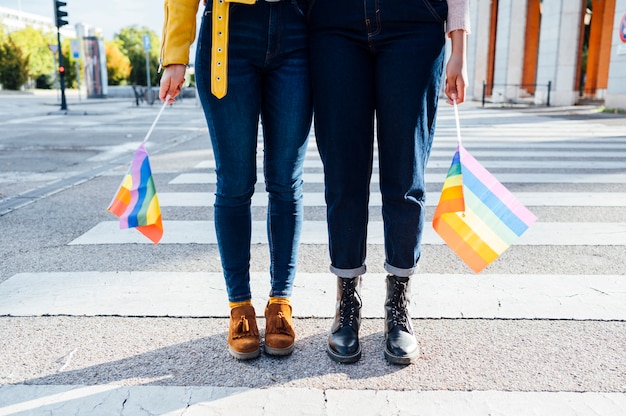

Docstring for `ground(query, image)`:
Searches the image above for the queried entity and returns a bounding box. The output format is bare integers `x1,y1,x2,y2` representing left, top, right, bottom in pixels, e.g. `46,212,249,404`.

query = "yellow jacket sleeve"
161,0,201,67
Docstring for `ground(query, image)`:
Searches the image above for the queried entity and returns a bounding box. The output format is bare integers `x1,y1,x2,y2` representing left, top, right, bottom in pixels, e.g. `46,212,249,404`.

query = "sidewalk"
2,385,625,416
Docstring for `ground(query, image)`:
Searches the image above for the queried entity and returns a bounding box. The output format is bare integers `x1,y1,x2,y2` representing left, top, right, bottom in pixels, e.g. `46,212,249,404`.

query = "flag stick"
142,95,170,144
453,99,462,147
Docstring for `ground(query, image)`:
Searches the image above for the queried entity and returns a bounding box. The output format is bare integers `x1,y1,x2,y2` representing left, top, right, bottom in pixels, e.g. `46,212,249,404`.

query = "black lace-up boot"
384,274,419,365
327,276,362,363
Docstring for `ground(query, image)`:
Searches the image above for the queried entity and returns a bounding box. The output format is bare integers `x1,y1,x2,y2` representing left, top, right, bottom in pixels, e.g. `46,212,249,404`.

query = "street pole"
145,50,152,104
75,60,81,102
53,52,59,103
70,39,82,102
142,34,152,104
57,29,68,111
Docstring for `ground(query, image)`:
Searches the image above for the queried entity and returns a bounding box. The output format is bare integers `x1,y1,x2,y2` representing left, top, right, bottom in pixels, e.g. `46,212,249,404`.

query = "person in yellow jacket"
159,0,312,360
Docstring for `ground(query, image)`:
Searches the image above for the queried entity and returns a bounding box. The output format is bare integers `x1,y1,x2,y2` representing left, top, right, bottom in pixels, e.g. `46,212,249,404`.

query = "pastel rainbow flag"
107,143,163,244
432,145,537,273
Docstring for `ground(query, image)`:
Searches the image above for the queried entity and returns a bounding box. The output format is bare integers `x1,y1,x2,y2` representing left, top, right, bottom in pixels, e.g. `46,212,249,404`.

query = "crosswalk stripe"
199,145,626,167
0,384,626,416
196,154,626,170
158,192,626,207
169,172,626,185
194,158,626,170
69,221,626,246
0,385,624,416
1,272,624,320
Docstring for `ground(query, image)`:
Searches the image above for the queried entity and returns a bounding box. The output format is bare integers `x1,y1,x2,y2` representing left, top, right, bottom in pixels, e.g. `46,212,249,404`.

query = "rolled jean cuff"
384,262,417,278
330,264,366,278
269,289,292,298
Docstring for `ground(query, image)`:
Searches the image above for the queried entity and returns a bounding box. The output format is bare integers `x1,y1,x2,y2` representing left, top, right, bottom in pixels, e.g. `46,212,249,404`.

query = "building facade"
0,6,75,38
467,0,626,110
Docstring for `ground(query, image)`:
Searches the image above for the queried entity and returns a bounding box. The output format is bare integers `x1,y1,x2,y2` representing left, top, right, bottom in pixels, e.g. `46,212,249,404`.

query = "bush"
0,39,29,90
35,73,54,89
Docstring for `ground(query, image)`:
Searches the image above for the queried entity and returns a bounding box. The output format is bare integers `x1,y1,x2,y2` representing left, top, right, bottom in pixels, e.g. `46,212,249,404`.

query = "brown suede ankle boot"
264,303,295,356
228,304,260,360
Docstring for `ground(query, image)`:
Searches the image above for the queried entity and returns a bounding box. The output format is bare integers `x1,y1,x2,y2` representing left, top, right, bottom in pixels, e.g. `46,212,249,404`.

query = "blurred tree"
9,27,56,83
0,38,29,90
106,40,131,85
114,26,160,87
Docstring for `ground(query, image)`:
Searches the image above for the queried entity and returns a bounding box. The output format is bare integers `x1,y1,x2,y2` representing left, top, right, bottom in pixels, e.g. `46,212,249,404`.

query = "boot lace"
338,279,361,328
389,279,411,330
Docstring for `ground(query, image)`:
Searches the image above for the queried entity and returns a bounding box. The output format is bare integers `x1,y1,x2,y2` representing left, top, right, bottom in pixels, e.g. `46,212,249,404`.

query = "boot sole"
228,347,261,360
326,345,362,364
264,344,295,356
384,347,419,365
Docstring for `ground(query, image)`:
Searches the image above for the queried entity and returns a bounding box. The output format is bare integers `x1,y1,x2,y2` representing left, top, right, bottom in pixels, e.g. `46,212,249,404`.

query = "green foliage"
105,40,131,85
9,26,56,80
0,23,6,43
114,26,160,87
35,73,54,89
0,23,164,89
0,38,29,90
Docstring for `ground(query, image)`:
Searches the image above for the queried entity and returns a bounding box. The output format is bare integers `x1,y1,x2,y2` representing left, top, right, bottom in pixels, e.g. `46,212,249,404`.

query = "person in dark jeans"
159,0,312,360
308,0,470,364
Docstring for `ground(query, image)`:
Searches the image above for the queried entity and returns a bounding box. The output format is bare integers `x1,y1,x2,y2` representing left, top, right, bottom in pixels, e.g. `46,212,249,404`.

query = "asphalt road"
0,90,625,415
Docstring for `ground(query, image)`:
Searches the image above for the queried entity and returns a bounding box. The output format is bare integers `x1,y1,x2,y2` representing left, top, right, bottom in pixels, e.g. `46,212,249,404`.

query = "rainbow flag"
107,143,163,244
432,145,537,272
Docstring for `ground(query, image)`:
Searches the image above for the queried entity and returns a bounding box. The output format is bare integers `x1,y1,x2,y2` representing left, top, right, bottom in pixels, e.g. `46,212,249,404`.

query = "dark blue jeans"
308,0,447,278
196,0,312,302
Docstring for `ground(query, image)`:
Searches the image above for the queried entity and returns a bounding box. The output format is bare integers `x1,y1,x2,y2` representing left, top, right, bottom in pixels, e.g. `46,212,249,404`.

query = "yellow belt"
211,0,255,98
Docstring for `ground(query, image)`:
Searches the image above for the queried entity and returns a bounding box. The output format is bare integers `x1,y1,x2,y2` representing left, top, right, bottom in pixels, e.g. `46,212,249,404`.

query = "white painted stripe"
69,221,626,246
158,192,626,208
195,157,626,170
430,145,626,154
159,192,214,206
170,172,626,185
437,141,626,149
426,159,626,169
86,142,145,162
0,171,82,183
0,115,64,126
192,144,626,168
1,272,624,320
434,132,626,140
0,385,622,416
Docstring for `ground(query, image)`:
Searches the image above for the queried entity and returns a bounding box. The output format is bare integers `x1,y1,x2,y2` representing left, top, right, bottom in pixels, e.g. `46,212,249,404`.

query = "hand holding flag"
107,98,169,244
432,101,537,272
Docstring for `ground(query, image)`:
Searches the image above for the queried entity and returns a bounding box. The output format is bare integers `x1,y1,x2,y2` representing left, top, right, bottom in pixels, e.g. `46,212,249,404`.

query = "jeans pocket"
420,0,446,23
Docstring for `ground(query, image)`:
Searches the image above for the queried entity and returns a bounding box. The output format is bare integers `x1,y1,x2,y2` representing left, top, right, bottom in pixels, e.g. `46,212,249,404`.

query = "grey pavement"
0,90,625,415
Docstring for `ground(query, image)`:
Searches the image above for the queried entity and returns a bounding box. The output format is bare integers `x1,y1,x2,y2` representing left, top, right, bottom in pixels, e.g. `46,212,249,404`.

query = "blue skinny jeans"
308,0,447,278
196,0,312,302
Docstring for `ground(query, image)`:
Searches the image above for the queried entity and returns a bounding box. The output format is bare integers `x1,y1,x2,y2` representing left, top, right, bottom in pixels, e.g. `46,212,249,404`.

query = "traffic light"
53,1,69,110
54,1,68,28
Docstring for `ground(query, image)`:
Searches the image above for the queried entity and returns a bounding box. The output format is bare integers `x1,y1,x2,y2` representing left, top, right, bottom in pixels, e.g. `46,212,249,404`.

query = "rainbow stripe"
432,145,537,272
107,143,163,244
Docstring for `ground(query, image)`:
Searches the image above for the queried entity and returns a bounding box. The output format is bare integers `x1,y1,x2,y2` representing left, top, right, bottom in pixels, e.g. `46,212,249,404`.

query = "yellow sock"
229,300,252,309
268,297,290,305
